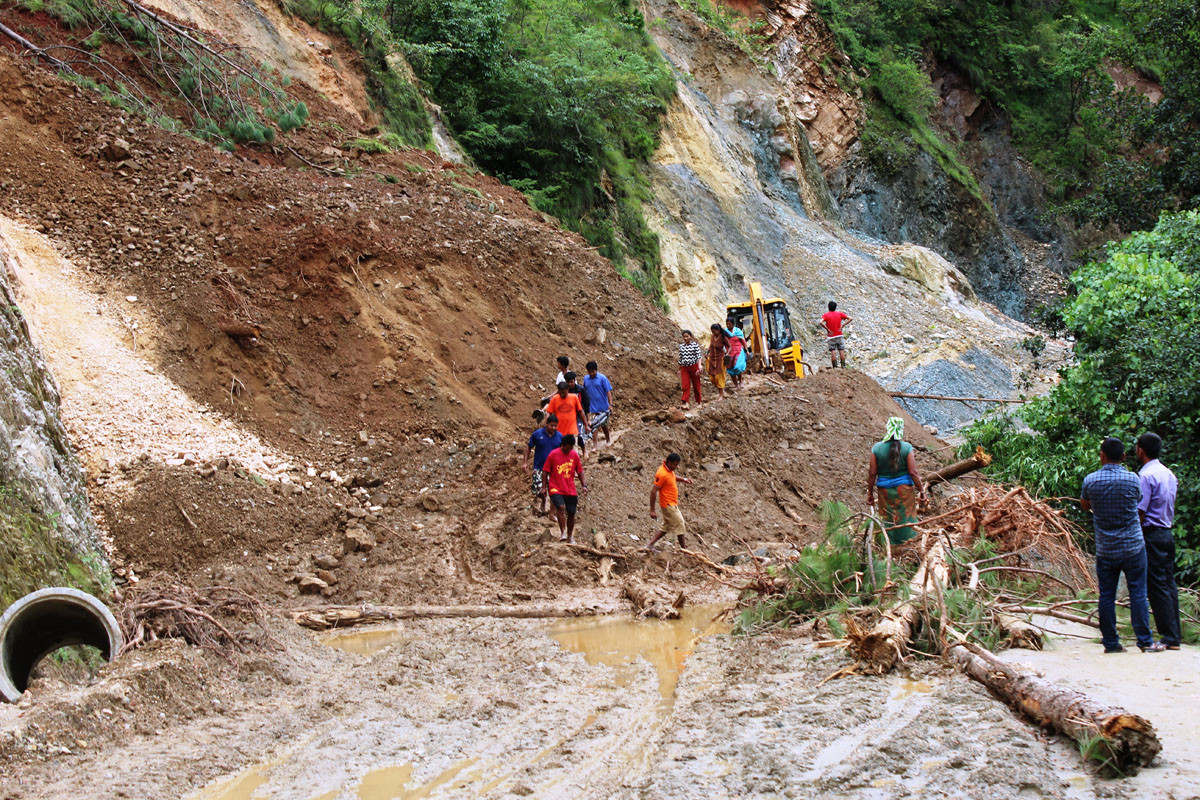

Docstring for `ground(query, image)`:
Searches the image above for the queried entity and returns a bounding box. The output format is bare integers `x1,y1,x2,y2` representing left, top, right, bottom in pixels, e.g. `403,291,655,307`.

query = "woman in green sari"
866,417,927,544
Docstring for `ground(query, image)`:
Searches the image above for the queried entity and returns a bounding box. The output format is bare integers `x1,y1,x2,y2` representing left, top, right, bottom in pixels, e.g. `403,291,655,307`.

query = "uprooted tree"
1,0,308,148
740,489,1161,774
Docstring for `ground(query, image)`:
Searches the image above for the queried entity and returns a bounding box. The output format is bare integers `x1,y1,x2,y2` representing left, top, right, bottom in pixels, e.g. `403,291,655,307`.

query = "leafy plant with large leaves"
965,211,1200,580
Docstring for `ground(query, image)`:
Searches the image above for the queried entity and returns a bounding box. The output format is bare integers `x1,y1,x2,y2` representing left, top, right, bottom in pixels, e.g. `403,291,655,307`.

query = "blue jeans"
1096,550,1154,650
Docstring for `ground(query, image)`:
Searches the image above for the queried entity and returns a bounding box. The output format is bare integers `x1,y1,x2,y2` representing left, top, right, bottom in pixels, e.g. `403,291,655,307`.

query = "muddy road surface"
5,605,1192,800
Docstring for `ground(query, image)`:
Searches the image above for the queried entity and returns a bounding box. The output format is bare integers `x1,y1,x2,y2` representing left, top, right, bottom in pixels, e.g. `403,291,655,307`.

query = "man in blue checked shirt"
1080,437,1164,653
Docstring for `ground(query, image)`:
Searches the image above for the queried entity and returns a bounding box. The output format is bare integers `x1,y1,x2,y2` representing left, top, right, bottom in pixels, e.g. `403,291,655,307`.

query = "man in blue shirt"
523,413,562,517
1081,437,1162,653
1137,432,1181,649
583,361,614,445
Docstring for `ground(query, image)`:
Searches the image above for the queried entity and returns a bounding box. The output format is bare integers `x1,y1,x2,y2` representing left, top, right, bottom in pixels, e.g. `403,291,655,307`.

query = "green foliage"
812,0,995,197
737,501,893,632
0,484,108,607
816,0,1200,226
1059,0,1200,228
285,0,432,148
964,210,1200,580
343,136,392,154
378,0,675,302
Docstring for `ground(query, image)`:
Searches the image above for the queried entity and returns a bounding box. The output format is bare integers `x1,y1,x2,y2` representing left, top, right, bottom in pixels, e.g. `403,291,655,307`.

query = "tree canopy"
966,211,1200,580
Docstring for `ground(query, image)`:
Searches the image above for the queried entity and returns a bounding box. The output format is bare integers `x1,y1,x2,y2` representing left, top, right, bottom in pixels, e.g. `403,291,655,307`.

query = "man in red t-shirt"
542,435,587,542
819,300,853,369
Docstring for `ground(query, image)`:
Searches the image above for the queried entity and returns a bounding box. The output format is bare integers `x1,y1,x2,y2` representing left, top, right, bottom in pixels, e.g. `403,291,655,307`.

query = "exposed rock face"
761,0,862,168
642,0,1058,431
828,144,1028,316
828,65,1075,319
0,231,108,605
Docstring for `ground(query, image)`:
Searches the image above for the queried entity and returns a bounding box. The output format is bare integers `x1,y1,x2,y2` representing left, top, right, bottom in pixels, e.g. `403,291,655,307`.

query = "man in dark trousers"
1137,432,1181,650
523,412,562,517
1081,437,1163,653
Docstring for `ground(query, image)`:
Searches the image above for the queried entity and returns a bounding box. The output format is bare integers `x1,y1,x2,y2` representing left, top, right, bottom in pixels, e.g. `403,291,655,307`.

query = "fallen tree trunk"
592,532,615,586
890,392,1025,404
849,540,948,673
922,446,992,488
292,603,610,630
995,613,1044,650
946,639,1161,772
623,578,684,619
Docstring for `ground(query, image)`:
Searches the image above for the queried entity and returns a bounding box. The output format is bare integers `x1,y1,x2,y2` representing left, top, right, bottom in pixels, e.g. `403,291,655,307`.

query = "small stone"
420,495,441,512
195,464,216,478
101,138,132,162
902,334,916,343
316,569,339,586
812,422,826,431
702,463,722,472
346,506,368,519
313,554,340,570
343,529,376,553
298,575,329,595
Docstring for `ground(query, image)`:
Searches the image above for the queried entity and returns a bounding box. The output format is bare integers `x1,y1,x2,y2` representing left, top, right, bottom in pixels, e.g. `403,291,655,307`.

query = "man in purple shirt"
1137,432,1181,649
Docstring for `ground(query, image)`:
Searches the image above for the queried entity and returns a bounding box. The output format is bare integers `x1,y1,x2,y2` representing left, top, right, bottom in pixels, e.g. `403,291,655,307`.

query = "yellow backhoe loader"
725,282,807,377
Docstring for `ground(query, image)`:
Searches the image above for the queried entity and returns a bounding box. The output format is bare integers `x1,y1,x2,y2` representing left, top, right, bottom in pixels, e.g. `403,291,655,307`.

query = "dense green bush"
964,210,1200,581
813,0,1200,227
377,0,675,303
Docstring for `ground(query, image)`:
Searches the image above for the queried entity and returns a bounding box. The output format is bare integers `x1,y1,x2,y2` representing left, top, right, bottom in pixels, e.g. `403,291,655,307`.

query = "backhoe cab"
725,282,806,378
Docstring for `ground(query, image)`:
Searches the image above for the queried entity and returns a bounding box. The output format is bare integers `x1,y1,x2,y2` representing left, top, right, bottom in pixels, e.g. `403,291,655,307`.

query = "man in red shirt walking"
542,435,587,543
820,301,852,369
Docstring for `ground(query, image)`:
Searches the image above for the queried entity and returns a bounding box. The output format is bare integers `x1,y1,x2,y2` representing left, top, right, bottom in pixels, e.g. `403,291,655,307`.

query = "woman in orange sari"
706,324,728,400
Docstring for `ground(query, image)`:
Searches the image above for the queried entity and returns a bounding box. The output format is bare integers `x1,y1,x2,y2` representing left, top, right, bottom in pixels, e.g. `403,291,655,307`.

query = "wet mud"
5,613,1195,800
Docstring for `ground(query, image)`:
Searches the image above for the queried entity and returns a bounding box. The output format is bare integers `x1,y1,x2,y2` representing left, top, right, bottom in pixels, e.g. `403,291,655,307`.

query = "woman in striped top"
678,329,703,408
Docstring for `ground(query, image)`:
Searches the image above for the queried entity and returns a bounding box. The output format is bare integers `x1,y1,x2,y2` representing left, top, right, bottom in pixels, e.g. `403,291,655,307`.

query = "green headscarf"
885,416,905,441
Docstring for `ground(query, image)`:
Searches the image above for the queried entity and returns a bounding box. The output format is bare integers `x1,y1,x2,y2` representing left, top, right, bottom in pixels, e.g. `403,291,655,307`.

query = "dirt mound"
0,9,947,614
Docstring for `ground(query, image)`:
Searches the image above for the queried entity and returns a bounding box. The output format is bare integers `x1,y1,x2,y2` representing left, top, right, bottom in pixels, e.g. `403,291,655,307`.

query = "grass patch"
342,137,391,154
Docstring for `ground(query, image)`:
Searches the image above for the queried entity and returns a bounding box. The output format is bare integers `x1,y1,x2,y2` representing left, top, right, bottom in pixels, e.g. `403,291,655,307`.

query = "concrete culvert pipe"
0,587,123,702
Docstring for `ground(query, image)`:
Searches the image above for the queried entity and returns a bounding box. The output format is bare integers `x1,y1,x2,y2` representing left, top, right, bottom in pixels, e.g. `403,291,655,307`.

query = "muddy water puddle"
321,626,409,655
547,604,730,707
188,608,729,800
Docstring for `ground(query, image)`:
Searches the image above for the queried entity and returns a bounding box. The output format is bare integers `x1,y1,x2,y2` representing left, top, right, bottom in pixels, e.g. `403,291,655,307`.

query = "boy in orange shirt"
646,453,693,551
544,382,590,457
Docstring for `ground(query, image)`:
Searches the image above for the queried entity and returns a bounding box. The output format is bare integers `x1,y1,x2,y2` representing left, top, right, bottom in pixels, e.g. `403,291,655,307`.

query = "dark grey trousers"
1143,525,1182,646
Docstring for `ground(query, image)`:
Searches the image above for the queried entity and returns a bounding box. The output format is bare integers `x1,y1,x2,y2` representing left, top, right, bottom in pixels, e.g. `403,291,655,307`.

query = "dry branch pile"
116,576,270,656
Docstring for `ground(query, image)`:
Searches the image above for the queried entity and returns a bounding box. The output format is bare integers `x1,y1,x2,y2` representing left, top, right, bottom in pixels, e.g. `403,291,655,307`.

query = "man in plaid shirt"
1081,437,1163,653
